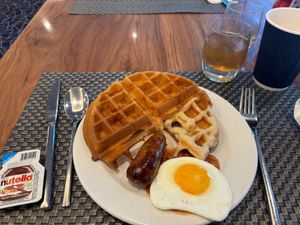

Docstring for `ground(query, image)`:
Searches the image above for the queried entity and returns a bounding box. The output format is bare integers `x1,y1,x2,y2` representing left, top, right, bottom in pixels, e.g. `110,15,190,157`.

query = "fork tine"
251,88,255,114
247,88,251,114
243,87,247,113
244,88,249,114
239,87,244,113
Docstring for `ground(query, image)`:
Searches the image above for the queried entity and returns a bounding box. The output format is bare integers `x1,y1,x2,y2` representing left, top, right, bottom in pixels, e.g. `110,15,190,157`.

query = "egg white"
150,157,232,222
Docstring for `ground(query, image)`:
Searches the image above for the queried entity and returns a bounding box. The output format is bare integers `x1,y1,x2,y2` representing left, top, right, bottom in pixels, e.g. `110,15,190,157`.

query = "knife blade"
40,79,61,210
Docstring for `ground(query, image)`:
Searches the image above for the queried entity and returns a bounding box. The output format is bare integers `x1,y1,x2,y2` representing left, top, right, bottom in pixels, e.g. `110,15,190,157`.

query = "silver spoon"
62,87,89,207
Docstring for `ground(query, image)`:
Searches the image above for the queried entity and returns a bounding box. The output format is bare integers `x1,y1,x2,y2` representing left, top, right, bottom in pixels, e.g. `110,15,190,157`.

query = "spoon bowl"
62,87,89,207
64,87,89,122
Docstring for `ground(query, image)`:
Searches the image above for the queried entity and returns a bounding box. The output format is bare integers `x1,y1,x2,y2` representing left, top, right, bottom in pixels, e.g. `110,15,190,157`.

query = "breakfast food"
163,95,218,160
82,71,231,221
126,133,166,187
83,71,219,168
150,157,232,222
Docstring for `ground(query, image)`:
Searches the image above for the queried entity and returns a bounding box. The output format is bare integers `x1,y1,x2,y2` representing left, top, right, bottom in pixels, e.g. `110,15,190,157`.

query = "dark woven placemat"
70,0,225,15
1,71,300,224
291,0,300,8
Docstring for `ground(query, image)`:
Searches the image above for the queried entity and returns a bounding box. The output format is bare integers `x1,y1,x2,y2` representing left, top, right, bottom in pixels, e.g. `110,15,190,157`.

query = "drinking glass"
224,0,263,47
202,17,251,83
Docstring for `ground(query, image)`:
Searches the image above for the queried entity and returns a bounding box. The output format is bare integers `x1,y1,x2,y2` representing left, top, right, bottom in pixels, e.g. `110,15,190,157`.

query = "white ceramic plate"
73,88,258,225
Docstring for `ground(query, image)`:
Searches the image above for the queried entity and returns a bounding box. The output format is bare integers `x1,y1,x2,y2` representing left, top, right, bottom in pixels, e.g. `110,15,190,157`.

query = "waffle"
163,95,219,160
83,71,218,168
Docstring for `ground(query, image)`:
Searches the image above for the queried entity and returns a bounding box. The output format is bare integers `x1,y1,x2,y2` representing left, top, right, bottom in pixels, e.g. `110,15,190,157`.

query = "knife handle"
41,122,56,210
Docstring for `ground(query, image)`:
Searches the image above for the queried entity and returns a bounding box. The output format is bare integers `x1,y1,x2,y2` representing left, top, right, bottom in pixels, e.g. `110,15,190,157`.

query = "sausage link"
126,133,166,187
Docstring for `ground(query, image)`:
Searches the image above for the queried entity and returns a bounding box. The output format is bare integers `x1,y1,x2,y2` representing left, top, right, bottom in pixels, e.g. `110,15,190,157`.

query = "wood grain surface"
0,0,298,150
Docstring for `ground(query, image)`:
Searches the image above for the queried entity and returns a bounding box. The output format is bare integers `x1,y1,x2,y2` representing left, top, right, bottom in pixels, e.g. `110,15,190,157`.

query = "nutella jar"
0,149,44,209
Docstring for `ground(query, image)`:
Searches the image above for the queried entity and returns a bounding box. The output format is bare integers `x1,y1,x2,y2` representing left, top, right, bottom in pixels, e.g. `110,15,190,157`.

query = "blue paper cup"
253,8,300,91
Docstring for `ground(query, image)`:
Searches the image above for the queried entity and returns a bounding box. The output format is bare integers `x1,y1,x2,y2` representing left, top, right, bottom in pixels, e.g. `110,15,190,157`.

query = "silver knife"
40,79,61,210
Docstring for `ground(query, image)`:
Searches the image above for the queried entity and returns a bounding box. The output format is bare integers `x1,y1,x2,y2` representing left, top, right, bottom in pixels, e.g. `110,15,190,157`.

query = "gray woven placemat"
1,71,300,224
70,0,225,15
291,0,300,8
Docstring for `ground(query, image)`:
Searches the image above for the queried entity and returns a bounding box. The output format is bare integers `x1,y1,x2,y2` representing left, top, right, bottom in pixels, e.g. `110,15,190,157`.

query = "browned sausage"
205,154,220,170
126,133,166,187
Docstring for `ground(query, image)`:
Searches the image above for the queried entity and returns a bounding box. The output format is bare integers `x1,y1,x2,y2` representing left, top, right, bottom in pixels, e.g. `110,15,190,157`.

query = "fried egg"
150,157,232,222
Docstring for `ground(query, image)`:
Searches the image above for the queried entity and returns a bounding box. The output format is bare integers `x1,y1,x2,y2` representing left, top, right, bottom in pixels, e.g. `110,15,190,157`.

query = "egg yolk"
174,164,210,195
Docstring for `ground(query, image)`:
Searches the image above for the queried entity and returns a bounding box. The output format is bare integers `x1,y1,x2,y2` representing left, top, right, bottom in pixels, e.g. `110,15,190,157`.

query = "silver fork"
239,87,282,225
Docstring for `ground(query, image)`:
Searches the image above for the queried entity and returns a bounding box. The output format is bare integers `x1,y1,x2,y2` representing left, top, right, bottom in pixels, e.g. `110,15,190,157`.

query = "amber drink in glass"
202,17,251,83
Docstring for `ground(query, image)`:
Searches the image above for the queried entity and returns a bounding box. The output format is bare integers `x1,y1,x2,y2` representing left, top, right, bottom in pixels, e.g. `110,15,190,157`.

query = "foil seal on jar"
0,149,45,209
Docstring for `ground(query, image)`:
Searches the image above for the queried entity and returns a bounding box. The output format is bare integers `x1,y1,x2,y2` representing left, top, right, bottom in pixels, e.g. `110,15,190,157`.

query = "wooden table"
0,0,298,151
